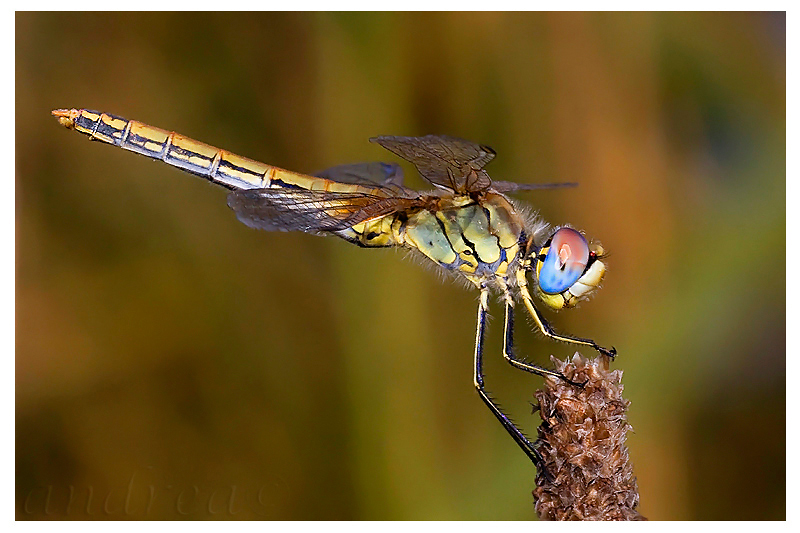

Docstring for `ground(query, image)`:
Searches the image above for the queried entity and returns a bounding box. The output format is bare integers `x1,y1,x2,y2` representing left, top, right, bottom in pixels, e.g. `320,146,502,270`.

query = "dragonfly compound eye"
537,227,590,295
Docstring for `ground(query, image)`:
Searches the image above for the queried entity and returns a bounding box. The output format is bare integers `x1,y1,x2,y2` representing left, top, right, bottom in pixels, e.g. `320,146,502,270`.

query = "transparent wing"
226,188,418,234
490,181,578,193
370,135,494,193
313,162,405,187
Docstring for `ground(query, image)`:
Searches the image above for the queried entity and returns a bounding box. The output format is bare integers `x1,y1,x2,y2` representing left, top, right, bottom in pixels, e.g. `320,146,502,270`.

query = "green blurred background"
16,12,785,520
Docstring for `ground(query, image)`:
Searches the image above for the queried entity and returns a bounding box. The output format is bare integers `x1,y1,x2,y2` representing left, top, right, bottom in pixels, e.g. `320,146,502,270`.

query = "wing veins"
227,187,420,234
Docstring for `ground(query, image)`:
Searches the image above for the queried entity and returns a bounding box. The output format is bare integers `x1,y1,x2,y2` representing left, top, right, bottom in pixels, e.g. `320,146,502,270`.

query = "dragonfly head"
530,227,606,310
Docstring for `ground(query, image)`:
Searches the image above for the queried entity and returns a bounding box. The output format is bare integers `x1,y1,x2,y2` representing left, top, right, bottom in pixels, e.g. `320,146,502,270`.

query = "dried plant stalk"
532,353,645,521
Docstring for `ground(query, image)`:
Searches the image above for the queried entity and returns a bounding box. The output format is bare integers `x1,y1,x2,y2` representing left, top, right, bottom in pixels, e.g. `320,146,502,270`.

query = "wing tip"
369,136,394,145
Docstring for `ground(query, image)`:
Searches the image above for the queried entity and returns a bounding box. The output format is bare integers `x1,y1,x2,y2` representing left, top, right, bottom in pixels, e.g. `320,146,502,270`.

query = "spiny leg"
502,296,586,387
518,281,616,359
473,289,546,471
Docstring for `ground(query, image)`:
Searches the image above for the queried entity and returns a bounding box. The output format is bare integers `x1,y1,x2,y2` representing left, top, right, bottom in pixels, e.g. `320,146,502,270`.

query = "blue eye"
537,228,590,294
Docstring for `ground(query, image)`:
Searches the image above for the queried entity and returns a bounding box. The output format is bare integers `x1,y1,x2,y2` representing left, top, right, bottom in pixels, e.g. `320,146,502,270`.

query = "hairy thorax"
397,192,525,288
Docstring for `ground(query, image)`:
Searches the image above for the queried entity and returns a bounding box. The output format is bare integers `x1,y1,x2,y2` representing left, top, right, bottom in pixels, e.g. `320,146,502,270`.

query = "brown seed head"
533,353,645,521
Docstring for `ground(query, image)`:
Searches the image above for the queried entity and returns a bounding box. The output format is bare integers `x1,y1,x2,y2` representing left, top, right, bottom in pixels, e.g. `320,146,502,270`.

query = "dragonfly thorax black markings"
395,192,525,287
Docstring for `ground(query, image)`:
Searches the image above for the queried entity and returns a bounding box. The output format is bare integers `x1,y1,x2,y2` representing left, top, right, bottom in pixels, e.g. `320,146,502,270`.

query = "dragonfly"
52,108,615,470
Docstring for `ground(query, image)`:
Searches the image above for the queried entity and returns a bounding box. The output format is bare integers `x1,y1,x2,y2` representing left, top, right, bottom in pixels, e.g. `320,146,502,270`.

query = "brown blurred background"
16,12,785,520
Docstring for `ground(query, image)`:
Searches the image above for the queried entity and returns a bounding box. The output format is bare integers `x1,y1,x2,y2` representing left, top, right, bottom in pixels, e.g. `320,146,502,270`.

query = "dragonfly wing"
313,162,405,187
491,180,578,193
226,188,416,234
370,135,493,192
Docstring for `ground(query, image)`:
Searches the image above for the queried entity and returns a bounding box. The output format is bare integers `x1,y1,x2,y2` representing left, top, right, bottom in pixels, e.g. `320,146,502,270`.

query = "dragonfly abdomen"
52,109,330,192
336,215,403,248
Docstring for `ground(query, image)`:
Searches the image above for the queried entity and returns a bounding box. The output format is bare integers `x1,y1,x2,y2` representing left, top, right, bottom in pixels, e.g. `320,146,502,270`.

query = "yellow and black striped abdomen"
52,109,374,194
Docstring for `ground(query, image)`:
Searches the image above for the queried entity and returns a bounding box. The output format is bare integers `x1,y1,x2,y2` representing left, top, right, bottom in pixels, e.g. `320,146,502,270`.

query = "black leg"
517,280,616,359
501,299,587,387
473,290,546,471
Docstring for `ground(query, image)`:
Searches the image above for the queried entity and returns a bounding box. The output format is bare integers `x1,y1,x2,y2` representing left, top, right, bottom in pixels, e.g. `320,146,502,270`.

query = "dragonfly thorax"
398,192,525,287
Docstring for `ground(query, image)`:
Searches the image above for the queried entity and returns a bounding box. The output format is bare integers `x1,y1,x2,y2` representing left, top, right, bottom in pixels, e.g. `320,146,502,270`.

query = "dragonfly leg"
473,289,548,472
519,284,617,359
502,297,586,388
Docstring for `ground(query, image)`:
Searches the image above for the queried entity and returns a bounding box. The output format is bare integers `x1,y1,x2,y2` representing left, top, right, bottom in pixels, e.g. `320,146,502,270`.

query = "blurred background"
16,12,785,520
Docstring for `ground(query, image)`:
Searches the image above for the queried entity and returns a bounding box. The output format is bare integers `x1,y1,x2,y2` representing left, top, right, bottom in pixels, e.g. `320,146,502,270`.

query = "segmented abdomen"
52,108,371,194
